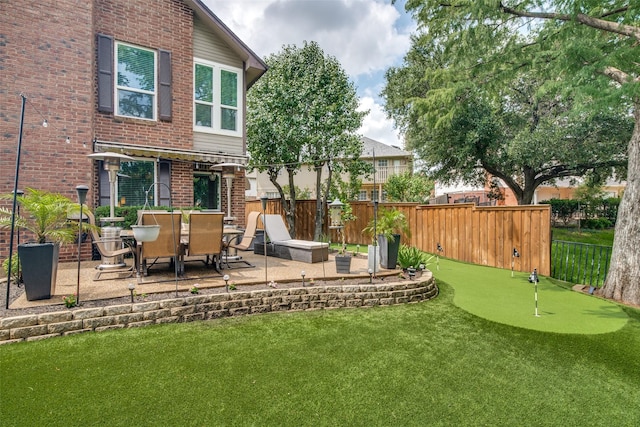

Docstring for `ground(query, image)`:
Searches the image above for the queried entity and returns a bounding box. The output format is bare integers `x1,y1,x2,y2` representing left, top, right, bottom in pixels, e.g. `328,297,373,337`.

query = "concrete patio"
8,251,398,311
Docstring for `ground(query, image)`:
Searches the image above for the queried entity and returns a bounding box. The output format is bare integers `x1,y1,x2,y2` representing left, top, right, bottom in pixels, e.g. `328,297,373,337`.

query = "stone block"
229,307,251,316
26,333,61,341
48,320,84,335
83,316,116,329
38,312,73,324
207,310,230,319
183,313,206,322
116,312,146,324
290,302,310,310
73,307,104,320
132,301,161,312
11,325,49,339
1,315,39,329
128,320,155,328
221,300,243,309
251,305,272,314
157,316,180,324
104,305,132,316
171,305,195,317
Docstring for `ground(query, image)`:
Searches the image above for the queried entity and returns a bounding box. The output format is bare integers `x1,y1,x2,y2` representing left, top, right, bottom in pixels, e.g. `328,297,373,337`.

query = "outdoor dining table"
119,226,247,276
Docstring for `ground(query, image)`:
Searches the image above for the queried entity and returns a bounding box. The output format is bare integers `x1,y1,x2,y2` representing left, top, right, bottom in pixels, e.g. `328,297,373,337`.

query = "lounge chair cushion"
261,214,328,263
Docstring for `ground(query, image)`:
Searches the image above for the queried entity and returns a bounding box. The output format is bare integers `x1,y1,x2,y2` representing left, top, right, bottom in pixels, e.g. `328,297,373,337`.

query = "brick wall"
93,0,194,150
0,0,95,258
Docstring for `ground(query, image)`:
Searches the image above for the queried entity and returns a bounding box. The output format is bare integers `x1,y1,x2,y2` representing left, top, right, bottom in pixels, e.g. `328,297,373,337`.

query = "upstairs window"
116,42,157,120
194,59,242,136
97,34,171,120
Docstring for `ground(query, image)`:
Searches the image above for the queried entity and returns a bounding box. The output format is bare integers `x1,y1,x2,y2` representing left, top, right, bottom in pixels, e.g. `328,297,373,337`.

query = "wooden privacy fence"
246,200,551,275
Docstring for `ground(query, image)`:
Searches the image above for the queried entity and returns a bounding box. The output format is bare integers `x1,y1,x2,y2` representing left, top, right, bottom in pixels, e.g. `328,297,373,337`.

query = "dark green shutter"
97,34,114,113
158,49,172,121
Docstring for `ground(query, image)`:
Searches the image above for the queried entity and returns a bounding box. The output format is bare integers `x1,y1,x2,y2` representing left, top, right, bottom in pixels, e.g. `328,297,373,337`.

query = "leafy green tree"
247,41,366,239
389,0,640,306
385,171,434,203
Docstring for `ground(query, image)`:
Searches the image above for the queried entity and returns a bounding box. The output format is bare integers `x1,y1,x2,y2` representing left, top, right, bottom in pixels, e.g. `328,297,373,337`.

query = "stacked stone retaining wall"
1,278,437,344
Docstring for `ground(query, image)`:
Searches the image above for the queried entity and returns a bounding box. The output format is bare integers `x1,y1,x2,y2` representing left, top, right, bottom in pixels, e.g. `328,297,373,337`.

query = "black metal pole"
5,94,26,310
75,185,88,305
372,148,377,278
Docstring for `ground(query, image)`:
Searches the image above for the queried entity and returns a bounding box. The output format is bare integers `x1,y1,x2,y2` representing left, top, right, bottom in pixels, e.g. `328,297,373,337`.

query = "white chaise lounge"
261,214,329,263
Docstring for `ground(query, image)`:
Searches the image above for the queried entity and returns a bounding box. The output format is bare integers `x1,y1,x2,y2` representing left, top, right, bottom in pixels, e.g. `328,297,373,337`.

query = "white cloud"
204,0,411,146
205,0,410,77
357,96,403,147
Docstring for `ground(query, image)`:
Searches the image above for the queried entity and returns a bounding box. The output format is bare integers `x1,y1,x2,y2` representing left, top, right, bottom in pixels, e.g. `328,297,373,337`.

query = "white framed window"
358,190,368,201
115,42,157,120
194,58,242,136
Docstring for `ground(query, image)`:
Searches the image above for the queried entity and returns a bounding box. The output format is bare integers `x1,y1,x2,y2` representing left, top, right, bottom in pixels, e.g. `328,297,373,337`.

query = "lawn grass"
552,226,615,246
2,279,639,426
550,227,615,287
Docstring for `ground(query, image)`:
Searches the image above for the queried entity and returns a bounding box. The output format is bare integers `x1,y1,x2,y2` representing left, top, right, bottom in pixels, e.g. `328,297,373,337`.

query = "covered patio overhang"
93,140,249,166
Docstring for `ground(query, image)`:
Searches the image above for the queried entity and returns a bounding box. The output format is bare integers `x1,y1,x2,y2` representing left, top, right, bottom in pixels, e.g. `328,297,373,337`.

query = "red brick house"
0,0,266,259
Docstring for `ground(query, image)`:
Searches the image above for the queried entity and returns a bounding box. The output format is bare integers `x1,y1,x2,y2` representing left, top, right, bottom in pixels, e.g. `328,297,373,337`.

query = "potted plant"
364,207,411,269
331,200,356,274
0,188,80,300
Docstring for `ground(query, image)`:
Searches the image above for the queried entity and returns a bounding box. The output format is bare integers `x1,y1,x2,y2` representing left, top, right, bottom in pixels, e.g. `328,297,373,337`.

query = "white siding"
193,16,244,155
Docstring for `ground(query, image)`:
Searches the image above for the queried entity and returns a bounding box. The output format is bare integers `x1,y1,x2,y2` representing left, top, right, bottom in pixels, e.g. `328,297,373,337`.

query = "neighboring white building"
246,137,414,202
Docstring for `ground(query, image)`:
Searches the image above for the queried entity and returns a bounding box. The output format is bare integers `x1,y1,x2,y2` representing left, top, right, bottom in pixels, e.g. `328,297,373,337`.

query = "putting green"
431,258,628,334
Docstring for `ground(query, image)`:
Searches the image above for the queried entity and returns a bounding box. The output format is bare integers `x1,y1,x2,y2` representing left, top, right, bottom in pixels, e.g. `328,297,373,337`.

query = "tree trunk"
599,104,640,306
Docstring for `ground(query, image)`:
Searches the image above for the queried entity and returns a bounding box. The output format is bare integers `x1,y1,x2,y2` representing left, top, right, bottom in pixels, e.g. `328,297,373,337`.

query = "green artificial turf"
1,263,639,426
431,257,628,334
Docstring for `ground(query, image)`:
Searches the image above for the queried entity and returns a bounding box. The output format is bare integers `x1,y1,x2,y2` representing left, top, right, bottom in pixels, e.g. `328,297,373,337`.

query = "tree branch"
499,3,640,41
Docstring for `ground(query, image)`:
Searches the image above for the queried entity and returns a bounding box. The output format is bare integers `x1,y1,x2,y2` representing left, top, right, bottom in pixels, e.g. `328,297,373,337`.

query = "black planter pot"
18,242,59,301
335,255,352,274
378,234,401,269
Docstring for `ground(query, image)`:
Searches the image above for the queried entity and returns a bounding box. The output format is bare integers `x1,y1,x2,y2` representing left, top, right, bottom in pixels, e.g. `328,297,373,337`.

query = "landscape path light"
75,185,89,304
128,283,136,303
223,274,230,293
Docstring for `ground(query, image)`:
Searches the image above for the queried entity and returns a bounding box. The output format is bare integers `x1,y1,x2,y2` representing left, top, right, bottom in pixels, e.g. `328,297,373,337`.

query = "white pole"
533,269,540,317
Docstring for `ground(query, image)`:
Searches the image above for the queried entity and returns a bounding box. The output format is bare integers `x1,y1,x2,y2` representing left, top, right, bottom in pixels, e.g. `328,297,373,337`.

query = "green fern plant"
0,188,79,244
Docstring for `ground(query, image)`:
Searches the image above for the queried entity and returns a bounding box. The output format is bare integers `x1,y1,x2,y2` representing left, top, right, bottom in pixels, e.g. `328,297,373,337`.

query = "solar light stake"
512,247,520,277
368,268,373,283
301,270,306,287
408,266,416,280
223,274,230,293
128,283,135,303
436,243,443,270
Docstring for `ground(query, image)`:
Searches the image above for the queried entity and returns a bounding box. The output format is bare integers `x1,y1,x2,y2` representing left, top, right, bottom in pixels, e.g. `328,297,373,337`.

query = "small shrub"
398,245,428,269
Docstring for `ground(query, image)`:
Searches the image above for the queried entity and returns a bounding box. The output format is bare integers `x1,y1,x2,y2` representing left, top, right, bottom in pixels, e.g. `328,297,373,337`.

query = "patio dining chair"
138,211,182,276
228,211,260,251
183,212,224,272
85,210,136,281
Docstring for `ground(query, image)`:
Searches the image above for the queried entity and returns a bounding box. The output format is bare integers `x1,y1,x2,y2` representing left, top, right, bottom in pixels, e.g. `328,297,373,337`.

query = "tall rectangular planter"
378,234,401,269
18,243,59,301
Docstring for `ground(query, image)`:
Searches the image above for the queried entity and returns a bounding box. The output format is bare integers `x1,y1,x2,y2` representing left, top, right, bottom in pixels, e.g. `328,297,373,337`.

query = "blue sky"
203,0,416,147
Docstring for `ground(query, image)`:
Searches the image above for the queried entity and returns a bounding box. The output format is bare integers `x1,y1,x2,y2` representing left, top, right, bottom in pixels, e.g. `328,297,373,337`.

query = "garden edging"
0,277,437,344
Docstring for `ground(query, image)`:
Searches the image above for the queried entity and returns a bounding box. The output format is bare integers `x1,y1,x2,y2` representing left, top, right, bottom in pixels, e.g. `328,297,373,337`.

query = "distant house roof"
361,136,412,159
187,0,267,87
